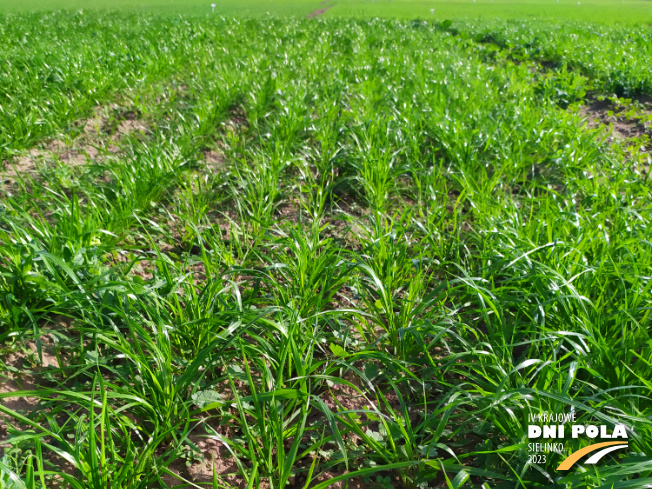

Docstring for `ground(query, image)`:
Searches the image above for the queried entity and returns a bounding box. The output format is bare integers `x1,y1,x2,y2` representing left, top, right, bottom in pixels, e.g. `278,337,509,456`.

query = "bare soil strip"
580,98,652,140
307,3,334,18
579,96,651,174
0,105,148,188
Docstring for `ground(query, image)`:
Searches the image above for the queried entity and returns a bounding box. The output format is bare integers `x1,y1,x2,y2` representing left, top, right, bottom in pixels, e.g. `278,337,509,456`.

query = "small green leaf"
191,390,223,409
329,343,346,357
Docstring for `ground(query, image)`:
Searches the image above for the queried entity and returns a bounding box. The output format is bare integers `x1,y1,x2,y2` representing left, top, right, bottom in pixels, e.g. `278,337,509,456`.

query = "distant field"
0,0,652,22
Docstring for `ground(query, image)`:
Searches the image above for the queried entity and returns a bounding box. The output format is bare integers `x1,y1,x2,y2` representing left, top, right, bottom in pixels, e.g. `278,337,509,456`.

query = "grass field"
0,0,652,23
1,5,652,489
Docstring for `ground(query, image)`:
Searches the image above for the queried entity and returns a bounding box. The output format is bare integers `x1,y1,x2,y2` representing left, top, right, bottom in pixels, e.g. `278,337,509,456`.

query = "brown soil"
1,149,42,185
2,331,64,373
580,97,652,175
162,435,367,489
226,105,249,129
580,98,652,140
307,4,334,18
204,149,226,169
160,423,369,489
0,331,65,448
322,381,373,415
275,198,303,225
310,472,366,489
162,433,250,488
1,103,149,188
0,379,40,413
